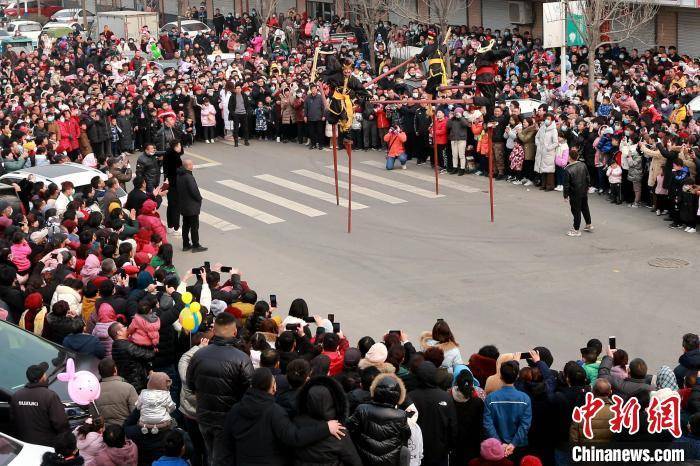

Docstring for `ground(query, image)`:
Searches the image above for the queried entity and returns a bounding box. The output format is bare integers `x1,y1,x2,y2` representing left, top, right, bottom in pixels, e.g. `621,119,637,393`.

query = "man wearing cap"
9,361,70,447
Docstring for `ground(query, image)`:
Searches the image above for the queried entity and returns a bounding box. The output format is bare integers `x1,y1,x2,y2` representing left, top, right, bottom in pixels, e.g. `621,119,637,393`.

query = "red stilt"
343,140,353,233
432,111,439,195
488,127,495,223
331,124,339,206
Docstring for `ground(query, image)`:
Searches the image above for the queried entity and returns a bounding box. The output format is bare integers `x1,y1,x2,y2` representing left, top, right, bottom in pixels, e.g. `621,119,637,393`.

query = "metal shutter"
389,0,416,26
481,0,511,32
213,0,236,16
678,10,700,57
617,17,656,53
430,1,468,27
275,0,296,14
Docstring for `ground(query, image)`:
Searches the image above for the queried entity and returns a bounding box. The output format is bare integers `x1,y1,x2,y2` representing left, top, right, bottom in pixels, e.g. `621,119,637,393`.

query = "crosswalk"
166,162,482,234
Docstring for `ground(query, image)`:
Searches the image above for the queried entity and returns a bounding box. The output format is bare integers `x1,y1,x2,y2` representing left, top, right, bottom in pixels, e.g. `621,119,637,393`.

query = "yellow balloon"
182,292,193,305
180,309,195,331
189,301,201,314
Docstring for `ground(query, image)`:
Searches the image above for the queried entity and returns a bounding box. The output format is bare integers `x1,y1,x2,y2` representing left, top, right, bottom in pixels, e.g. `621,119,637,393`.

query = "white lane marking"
160,199,240,231
198,188,285,224
217,179,326,217
193,162,220,169
361,160,481,194
325,165,445,199
184,150,220,165
255,174,368,210
292,169,407,204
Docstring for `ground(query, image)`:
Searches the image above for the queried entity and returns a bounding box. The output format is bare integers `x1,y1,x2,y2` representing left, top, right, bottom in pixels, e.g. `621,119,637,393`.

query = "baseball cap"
26,361,49,383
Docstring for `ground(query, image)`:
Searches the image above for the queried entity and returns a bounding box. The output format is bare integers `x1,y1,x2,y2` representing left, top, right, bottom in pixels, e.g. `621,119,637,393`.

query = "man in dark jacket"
675,333,700,388
87,109,110,159
10,362,69,447
177,159,206,252
135,143,161,193
124,175,163,214
223,368,343,465
304,84,326,150
155,113,183,152
108,322,155,393
227,84,252,146
187,312,253,466
409,361,458,466
598,348,653,401
0,263,24,323
563,149,593,236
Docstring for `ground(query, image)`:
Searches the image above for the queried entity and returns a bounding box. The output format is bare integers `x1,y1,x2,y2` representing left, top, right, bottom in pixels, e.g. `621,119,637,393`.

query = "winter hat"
344,348,362,368
134,252,150,267
454,106,464,114
210,299,227,317
480,438,505,461
136,270,154,290
520,455,543,466
97,303,117,323
24,292,43,311
147,372,172,391
365,343,388,364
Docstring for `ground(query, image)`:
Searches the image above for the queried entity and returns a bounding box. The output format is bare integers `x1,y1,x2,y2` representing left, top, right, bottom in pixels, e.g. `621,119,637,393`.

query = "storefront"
306,0,333,21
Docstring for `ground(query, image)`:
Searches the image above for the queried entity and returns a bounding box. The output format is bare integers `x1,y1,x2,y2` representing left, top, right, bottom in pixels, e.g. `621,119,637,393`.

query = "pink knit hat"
480,438,505,461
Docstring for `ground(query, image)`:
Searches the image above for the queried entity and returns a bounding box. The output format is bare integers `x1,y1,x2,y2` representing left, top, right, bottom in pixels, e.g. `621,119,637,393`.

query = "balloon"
189,302,201,314
181,292,193,305
179,308,195,331
57,358,101,406
191,310,202,333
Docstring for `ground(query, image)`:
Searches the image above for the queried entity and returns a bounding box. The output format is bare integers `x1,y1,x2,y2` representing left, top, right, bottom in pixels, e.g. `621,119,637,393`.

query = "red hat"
62,219,77,232
123,265,140,276
520,456,544,466
134,252,150,267
24,292,43,311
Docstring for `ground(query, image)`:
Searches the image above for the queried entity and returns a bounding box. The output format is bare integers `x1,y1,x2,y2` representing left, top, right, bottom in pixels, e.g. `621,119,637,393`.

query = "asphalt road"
160,138,698,371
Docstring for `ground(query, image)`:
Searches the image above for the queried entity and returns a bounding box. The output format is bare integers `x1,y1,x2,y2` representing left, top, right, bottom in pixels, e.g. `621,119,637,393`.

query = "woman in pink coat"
251,34,263,54
199,97,217,143
136,199,168,244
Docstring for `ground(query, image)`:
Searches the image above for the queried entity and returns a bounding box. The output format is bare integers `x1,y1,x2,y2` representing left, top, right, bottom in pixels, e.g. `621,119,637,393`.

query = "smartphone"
285,323,300,331
520,352,531,360
332,322,341,333
436,318,444,322
303,316,316,324
270,294,277,308
220,266,232,273
191,267,202,275
327,313,335,323
156,285,166,292
609,336,616,350
204,261,210,272
389,330,401,337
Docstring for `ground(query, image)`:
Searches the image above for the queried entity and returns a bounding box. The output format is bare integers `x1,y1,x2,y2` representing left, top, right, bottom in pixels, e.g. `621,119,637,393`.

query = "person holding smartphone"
383,124,408,170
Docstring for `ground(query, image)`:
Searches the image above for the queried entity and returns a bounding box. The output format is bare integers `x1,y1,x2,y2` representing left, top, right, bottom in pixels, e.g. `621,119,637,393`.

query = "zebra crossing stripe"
217,179,326,217
292,169,407,205
160,199,240,231
198,188,285,224
255,174,368,210
360,160,481,194
326,166,444,199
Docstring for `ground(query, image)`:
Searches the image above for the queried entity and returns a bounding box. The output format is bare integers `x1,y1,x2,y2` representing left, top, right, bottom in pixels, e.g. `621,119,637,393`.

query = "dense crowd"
1,5,700,466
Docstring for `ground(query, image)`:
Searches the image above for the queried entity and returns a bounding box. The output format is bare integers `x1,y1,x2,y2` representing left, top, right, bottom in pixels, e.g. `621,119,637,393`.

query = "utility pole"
82,0,88,31
176,0,181,32
560,0,567,88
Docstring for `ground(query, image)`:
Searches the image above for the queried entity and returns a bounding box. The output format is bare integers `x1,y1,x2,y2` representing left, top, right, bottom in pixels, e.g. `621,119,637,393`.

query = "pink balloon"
58,358,101,406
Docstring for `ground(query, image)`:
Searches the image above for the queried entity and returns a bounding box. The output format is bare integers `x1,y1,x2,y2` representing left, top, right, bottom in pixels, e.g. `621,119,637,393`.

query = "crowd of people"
1,4,700,466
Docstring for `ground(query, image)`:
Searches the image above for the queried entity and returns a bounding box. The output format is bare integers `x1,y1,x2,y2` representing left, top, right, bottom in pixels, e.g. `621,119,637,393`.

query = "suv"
0,320,98,434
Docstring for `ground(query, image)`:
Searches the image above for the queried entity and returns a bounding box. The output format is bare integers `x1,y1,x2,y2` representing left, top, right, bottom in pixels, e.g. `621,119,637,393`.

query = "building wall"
467,0,481,28
656,7,677,48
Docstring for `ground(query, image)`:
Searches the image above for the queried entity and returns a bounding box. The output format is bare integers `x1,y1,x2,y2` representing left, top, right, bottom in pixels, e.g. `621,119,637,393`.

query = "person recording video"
383,124,408,171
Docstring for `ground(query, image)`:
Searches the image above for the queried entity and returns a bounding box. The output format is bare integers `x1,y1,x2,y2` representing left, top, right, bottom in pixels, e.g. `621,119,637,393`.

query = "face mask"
471,75,476,80
561,124,568,131
545,120,552,126
661,103,668,109
459,59,465,64
674,103,680,109
412,93,419,98
175,90,182,95
624,130,631,137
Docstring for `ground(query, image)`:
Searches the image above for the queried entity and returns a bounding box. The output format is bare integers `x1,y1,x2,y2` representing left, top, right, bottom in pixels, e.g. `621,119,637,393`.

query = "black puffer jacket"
41,313,84,345
688,384,700,416
86,116,108,143
135,152,160,192
186,336,253,427
152,292,180,368
675,349,700,388
294,377,362,466
346,400,410,465
111,339,155,393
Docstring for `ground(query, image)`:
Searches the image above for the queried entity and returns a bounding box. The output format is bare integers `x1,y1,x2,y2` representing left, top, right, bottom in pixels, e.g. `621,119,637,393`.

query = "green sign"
566,10,585,46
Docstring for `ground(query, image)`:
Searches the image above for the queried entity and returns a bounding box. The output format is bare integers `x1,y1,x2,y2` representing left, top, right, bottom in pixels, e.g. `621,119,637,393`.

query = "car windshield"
0,321,68,393
183,23,207,31
0,435,22,464
19,24,41,32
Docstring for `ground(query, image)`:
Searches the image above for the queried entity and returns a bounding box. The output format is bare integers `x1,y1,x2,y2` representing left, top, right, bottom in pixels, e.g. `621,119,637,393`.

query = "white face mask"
545,119,552,126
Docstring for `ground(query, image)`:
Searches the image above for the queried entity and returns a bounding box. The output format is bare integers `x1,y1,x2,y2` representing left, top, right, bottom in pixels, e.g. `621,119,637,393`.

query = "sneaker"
661,210,668,215
458,168,465,176
308,144,316,150
567,229,582,237
191,245,209,253
474,170,482,176
669,223,683,229
588,187,596,194
401,164,407,170
182,244,192,251
630,203,639,208
244,141,250,146
512,179,523,185
168,228,182,237
583,225,595,233
506,175,514,181
416,160,425,166
554,185,564,192
276,136,281,143
656,209,661,216
439,168,447,174
684,226,691,232
688,228,697,233
523,180,534,187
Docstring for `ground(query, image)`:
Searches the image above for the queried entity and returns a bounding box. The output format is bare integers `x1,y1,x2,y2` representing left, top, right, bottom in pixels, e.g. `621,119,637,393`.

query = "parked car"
0,432,53,464
0,28,33,53
4,20,41,42
159,19,210,38
0,319,99,435
49,7,93,24
3,1,62,18
41,21,81,35
0,162,128,213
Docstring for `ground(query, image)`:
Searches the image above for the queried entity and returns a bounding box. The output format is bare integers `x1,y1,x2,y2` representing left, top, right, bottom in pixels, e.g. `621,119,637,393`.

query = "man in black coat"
108,322,155,393
223,368,345,465
0,263,24,323
187,313,254,466
563,149,593,236
124,175,163,214
227,84,252,147
135,143,161,193
674,333,700,388
177,159,206,253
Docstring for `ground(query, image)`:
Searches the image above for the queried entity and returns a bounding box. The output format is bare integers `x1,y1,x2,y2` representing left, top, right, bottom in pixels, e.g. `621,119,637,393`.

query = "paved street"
164,139,698,370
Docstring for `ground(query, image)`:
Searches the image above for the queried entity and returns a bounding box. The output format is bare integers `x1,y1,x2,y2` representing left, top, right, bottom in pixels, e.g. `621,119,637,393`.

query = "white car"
0,163,128,211
160,19,210,38
4,20,42,43
42,21,81,33
49,8,94,24
0,432,53,465
506,98,545,117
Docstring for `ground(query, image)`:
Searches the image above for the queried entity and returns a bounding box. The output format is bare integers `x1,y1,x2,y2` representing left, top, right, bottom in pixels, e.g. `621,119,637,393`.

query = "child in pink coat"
10,232,32,274
128,303,161,349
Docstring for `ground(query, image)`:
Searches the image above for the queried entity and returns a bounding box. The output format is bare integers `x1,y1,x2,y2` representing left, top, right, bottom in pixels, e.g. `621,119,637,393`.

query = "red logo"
572,392,605,440
647,392,682,438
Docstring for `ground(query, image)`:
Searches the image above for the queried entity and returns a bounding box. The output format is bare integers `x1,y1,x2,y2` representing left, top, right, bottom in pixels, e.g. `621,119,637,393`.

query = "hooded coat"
93,439,138,466
293,377,362,466
137,199,168,244
534,122,558,174
419,331,463,373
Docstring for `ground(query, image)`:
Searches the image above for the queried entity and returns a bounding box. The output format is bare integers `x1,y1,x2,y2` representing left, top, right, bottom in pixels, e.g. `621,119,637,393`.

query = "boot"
234,139,239,147
458,168,465,176
448,168,457,174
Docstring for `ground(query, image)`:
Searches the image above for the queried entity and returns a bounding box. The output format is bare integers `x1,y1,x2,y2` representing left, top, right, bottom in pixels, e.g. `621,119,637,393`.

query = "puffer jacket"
598,356,653,401
186,336,254,427
75,429,104,465
41,312,84,345
517,125,537,161
535,123,558,174
111,339,155,393
419,331,463,373
135,152,160,191
51,285,83,319
640,143,665,188
127,312,160,348
200,103,217,127
294,377,362,466
137,199,168,244
346,399,410,465
569,397,614,444
625,150,644,183
92,303,120,358
93,439,138,466
96,375,138,427
675,349,700,388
